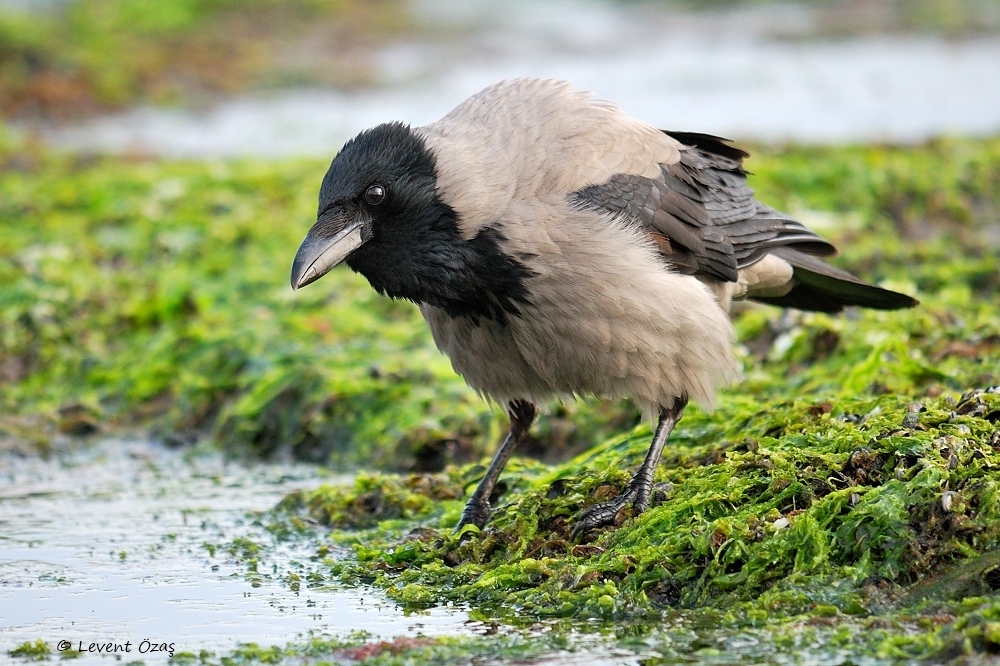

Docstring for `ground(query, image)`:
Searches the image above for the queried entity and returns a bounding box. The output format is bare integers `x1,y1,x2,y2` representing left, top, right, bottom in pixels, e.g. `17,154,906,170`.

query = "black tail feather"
751,247,918,313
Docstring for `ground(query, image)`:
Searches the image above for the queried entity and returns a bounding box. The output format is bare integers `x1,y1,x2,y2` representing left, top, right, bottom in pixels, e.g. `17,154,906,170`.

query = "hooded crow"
290,78,917,537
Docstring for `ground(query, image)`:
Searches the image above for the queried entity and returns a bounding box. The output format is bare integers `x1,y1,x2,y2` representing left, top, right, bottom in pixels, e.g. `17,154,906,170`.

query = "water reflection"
0,441,470,664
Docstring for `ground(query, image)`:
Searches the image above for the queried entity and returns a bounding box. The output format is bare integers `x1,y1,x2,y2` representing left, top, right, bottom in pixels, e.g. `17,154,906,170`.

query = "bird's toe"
571,486,646,540
455,501,491,533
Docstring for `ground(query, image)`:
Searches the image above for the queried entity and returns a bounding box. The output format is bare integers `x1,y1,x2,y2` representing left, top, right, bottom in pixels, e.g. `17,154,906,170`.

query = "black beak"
290,209,373,290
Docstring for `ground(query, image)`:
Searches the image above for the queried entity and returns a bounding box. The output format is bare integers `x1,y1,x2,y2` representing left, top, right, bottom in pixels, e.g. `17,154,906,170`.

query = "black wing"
572,132,916,312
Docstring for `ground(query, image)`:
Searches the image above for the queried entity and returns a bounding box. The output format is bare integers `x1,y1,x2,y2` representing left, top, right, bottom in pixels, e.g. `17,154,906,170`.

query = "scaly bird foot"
454,500,491,532
571,484,650,540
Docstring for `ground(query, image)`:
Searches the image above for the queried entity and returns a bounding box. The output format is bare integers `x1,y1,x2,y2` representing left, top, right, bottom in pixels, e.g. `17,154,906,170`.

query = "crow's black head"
290,123,532,323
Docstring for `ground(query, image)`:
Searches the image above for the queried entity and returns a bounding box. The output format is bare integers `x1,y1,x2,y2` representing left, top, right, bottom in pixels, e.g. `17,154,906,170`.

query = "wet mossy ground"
272,391,1000,662
3,132,1000,662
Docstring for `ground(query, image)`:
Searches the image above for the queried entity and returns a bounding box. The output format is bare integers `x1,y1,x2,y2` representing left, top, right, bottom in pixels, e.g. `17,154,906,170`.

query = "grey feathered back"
414,78,914,415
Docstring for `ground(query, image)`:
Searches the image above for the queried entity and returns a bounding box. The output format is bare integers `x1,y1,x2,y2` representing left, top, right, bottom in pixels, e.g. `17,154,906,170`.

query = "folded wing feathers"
573,131,845,286
651,209,709,256
426,79,912,320
660,187,714,227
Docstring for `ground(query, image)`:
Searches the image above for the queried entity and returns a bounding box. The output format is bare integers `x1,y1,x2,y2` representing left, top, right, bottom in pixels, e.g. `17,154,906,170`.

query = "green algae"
7,640,51,661
304,392,1000,610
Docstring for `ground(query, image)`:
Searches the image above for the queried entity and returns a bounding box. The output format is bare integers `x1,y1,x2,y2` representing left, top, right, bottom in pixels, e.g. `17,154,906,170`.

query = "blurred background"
2,0,1000,154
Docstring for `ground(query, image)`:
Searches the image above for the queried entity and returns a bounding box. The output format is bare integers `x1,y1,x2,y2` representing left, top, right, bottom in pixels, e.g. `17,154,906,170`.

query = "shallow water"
28,0,1000,157
0,440,471,664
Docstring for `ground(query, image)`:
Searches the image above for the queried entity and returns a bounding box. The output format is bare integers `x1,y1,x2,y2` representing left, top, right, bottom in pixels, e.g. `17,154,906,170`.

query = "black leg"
455,399,537,531
571,395,688,540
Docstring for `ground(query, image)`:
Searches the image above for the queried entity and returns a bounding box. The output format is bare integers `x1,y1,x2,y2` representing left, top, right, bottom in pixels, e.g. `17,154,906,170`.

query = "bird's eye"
364,184,386,206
